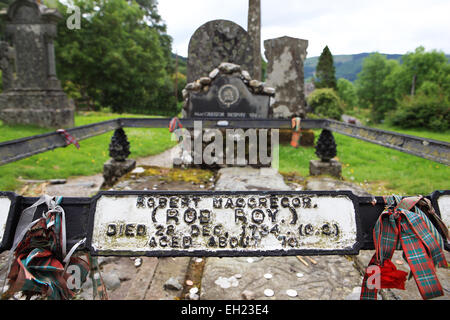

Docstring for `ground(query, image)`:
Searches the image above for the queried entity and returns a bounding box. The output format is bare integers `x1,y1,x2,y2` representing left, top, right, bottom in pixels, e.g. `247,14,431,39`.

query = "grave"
182,62,274,119
0,0,74,128
180,62,276,168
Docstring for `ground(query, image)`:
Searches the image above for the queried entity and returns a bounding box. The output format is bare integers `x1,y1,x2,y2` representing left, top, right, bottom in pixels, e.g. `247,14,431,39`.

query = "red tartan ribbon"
360,196,448,300
290,117,302,148
169,117,183,133
57,129,80,149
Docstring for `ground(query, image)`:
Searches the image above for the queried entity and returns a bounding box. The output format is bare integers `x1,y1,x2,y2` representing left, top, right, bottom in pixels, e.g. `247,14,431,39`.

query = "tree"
307,88,344,120
386,47,450,130
355,53,398,123
54,0,177,115
336,78,358,109
314,46,337,90
386,47,450,101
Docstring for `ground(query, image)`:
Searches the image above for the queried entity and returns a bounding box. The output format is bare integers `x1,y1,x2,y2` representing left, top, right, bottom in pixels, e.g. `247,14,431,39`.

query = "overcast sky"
158,0,450,59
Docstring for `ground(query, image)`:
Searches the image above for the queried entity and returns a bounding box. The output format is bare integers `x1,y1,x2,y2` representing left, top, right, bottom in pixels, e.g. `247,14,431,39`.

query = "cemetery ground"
0,111,449,301
0,111,448,196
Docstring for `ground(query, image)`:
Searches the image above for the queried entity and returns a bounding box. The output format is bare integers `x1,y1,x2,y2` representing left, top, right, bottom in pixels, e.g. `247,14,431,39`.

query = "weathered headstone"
183,62,273,119
180,63,276,168
264,36,308,118
0,0,74,128
187,20,254,83
247,0,261,81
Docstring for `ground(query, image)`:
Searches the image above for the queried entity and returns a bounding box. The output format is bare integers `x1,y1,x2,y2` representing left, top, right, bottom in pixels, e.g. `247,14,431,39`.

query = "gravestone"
183,62,273,119
0,0,74,128
264,36,308,119
180,63,276,168
187,20,254,83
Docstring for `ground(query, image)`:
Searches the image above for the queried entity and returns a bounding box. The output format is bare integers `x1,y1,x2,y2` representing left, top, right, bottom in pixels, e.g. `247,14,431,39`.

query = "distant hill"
173,52,449,83
304,53,403,82
305,52,450,82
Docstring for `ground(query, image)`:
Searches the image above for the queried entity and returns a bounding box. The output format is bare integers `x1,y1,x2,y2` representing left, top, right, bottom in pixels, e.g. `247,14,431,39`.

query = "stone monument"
183,62,274,119
248,0,261,81
0,0,74,128
180,62,276,168
187,20,254,83
264,36,308,119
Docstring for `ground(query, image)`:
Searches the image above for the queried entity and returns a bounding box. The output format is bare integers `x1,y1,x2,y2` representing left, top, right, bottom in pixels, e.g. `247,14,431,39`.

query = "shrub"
388,93,449,131
307,88,344,120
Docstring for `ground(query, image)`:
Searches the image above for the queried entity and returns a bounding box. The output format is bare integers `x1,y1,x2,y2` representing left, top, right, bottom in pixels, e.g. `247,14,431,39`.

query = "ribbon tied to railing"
1,196,107,300
360,195,449,300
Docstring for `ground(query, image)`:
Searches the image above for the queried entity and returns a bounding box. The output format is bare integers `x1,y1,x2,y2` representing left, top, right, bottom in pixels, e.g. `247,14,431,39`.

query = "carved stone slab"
264,36,309,118
187,74,270,119
88,191,361,257
187,20,254,83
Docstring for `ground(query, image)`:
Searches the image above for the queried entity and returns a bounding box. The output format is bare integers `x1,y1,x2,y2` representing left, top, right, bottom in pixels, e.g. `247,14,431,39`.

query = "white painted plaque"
0,196,12,245
437,194,450,233
90,193,360,256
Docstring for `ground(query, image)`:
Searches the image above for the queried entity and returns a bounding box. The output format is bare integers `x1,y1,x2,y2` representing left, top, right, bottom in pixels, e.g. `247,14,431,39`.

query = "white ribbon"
1,195,80,297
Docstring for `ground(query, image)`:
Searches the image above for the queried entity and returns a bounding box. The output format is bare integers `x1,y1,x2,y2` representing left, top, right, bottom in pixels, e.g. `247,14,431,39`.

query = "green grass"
279,127,449,195
1,113,448,195
0,112,177,191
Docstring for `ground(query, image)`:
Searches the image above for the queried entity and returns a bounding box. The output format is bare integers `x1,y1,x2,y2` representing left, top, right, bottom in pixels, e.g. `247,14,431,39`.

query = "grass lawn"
0,112,448,195
0,112,177,191
279,128,449,196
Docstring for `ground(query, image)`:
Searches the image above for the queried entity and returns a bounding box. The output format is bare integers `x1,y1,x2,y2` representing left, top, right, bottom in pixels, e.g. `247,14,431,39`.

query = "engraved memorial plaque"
188,75,270,119
88,191,362,256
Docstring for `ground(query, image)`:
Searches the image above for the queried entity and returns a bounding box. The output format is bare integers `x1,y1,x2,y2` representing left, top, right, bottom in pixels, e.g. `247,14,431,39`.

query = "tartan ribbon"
1,196,107,300
57,129,80,149
88,255,109,300
290,117,302,148
169,117,183,133
360,195,448,300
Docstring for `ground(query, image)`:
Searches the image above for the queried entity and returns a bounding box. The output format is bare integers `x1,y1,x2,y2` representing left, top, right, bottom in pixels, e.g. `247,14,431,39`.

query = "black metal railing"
1,118,449,166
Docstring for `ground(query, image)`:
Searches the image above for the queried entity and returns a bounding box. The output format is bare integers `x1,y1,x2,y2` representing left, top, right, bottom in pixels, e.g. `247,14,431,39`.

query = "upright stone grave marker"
264,36,308,118
184,62,273,119
248,0,262,81
187,20,255,83
0,0,74,128
180,63,276,168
